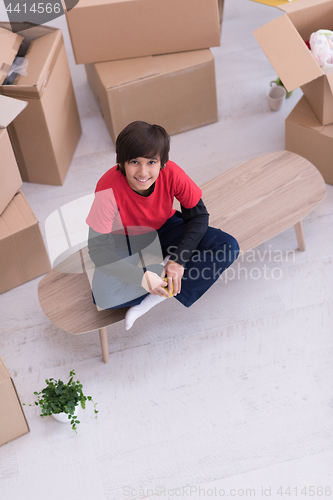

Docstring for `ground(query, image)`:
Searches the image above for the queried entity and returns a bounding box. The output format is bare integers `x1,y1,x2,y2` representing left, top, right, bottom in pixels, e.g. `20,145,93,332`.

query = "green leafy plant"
24,370,98,432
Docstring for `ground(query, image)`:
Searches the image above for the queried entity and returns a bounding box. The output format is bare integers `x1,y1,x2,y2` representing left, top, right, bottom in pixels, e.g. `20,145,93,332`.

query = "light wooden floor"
0,1,332,499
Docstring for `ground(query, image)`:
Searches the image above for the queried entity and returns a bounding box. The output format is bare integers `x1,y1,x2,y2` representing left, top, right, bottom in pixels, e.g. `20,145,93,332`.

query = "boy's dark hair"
116,121,170,175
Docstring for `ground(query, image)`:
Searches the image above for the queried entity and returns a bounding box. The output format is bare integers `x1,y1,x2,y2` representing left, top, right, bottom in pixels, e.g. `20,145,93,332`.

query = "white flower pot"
52,404,80,423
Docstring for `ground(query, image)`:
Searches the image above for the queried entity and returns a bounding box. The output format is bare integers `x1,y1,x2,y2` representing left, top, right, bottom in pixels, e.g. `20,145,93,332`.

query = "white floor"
1,1,333,499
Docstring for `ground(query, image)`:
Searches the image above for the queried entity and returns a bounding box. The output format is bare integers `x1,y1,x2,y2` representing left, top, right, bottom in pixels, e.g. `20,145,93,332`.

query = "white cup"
267,85,286,111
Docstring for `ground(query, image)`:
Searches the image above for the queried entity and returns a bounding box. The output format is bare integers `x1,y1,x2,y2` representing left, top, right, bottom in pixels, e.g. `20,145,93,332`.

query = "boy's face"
124,156,162,195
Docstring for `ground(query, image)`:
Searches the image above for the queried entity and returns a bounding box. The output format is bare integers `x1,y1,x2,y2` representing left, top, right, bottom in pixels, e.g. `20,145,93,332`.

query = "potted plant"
24,370,98,432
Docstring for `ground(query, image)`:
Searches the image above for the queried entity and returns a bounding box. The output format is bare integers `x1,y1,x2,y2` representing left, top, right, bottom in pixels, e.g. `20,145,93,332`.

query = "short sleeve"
172,163,202,209
86,188,119,234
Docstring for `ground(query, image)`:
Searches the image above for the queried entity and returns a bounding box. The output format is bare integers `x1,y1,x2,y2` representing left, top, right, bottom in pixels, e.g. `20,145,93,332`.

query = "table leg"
99,327,109,363
294,220,306,251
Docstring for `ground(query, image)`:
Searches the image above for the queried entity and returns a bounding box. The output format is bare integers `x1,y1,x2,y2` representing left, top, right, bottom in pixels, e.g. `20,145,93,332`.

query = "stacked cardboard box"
0,355,29,447
85,50,218,143
0,30,52,294
0,24,82,185
0,96,51,294
65,0,223,64
254,0,333,185
0,190,51,294
65,0,224,142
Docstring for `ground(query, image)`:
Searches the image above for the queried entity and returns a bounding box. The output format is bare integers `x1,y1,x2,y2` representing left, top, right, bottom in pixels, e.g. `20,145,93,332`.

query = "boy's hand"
163,260,184,295
141,271,171,297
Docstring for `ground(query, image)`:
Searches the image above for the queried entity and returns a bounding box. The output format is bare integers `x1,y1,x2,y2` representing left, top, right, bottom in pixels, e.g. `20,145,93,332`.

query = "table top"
38,151,326,335
200,150,326,254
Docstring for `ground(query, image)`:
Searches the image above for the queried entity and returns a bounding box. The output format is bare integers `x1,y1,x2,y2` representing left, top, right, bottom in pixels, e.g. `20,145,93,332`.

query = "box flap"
0,191,37,240
277,3,296,13
277,0,311,12
253,14,323,91
286,95,324,130
277,0,331,13
322,122,333,138
97,56,160,90
0,355,10,382
0,27,23,85
0,95,27,129
0,22,58,56
0,29,63,99
7,30,62,96
327,72,333,95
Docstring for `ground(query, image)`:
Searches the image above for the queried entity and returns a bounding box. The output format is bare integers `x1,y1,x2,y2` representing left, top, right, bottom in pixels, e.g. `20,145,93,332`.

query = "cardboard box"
0,30,26,214
65,0,222,64
85,49,218,143
254,0,333,125
0,191,51,294
285,96,333,185
0,23,82,185
0,355,29,447
0,26,23,83
0,95,27,215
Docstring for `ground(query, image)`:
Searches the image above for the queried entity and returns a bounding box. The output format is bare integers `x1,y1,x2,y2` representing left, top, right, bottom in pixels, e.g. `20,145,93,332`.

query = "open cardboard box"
0,23,81,185
0,29,26,214
0,26,23,83
85,49,218,143
65,0,222,64
0,190,51,294
0,94,26,215
254,0,333,125
286,95,333,185
0,355,29,447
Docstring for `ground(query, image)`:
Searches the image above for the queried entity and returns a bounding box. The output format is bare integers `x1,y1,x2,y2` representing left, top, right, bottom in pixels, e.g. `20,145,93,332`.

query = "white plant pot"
51,404,80,423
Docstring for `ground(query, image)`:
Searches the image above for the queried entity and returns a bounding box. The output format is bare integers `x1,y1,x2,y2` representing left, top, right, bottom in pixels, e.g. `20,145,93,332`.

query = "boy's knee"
214,231,239,264
199,228,239,264
226,234,240,262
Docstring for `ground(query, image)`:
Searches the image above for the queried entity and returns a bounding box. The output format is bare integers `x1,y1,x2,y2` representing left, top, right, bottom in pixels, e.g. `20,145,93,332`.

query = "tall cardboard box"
0,191,51,294
85,49,218,143
65,0,222,64
285,96,333,185
0,23,82,185
0,355,29,446
254,0,333,125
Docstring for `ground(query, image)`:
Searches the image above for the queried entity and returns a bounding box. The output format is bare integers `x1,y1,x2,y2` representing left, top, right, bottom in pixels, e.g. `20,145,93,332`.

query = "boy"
86,121,239,329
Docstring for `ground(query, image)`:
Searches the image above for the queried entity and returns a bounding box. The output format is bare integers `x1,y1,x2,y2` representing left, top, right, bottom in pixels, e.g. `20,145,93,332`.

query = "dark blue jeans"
102,212,239,309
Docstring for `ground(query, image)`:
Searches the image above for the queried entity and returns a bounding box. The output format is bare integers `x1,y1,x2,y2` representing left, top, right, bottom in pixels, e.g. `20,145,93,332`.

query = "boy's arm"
168,199,209,267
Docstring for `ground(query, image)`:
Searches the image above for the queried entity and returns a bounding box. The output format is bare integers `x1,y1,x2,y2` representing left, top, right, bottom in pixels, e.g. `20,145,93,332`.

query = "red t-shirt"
86,161,202,235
